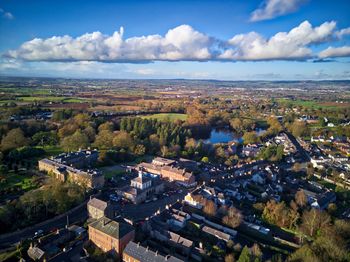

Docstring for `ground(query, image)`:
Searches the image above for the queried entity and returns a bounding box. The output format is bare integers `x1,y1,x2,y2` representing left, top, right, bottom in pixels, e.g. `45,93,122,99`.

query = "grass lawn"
0,171,37,191
38,145,64,157
99,165,125,179
141,113,187,121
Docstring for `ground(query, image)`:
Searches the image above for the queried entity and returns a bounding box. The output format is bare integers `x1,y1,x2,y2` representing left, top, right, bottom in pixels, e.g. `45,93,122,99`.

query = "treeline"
0,179,85,234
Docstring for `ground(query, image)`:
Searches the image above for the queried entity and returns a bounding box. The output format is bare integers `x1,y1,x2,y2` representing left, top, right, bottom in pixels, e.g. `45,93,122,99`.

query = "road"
0,202,88,249
119,190,188,221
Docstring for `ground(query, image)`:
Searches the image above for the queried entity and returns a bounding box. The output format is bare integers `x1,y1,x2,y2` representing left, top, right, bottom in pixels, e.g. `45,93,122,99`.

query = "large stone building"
88,217,135,255
118,172,164,204
137,157,196,187
87,197,114,220
38,149,104,189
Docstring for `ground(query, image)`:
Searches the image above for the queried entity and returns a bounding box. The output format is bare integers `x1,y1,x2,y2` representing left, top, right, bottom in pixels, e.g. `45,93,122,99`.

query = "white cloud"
318,46,350,58
4,21,350,63
250,0,307,22
0,8,14,19
221,21,336,60
335,27,350,38
7,25,212,62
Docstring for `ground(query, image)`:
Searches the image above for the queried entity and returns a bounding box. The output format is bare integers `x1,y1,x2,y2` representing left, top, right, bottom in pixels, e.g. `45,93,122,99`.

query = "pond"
202,128,266,144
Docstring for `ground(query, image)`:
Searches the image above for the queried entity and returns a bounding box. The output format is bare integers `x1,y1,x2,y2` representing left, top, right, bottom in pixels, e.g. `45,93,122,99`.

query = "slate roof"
88,198,108,211
89,217,134,239
123,241,184,262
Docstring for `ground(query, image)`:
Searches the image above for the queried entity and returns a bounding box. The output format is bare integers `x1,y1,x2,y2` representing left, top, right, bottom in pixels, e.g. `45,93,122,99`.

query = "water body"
202,128,266,144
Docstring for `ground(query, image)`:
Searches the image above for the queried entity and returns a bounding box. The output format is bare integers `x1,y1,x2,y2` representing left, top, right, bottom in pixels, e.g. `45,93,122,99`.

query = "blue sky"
0,0,350,80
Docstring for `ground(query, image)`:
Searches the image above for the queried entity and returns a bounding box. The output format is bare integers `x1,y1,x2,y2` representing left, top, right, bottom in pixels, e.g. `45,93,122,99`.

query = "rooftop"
124,241,184,262
88,217,134,239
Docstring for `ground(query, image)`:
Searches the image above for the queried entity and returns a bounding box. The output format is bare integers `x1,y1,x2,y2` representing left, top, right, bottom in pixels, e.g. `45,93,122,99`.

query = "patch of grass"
277,98,346,110
40,145,64,157
0,172,37,191
141,113,187,121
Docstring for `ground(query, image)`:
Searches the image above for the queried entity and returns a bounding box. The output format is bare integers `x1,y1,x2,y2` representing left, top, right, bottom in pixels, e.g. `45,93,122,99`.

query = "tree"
242,131,259,145
222,207,243,228
237,246,251,262
250,243,262,262
289,120,309,138
203,200,217,217
98,122,114,132
225,254,235,262
201,156,209,163
32,131,58,146
300,208,331,237
93,130,114,149
112,131,134,151
1,128,29,151
230,118,243,133
267,117,283,135
60,130,89,152
295,189,307,208
134,144,146,156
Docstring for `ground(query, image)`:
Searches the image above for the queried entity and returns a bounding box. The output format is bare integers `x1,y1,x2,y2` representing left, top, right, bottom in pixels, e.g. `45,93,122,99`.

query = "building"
38,149,104,189
88,197,114,220
88,217,135,255
202,226,232,242
123,241,184,262
118,172,164,204
137,157,196,187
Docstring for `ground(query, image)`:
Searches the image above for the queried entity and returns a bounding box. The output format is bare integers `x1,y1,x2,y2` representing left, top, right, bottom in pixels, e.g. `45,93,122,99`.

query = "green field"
141,113,187,121
16,96,89,103
0,171,37,191
277,98,346,110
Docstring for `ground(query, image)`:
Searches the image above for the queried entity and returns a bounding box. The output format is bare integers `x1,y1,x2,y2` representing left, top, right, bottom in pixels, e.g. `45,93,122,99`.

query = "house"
242,144,260,157
27,245,46,261
88,217,135,255
123,241,184,262
184,193,203,209
167,208,190,229
87,197,114,220
202,226,232,242
118,172,164,204
303,190,336,210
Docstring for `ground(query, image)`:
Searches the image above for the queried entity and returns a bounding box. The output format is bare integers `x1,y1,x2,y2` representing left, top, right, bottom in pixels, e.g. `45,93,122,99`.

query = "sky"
0,0,350,80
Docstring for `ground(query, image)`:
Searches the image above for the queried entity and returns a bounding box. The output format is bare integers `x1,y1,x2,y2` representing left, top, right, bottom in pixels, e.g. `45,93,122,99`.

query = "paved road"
120,190,188,221
0,202,88,249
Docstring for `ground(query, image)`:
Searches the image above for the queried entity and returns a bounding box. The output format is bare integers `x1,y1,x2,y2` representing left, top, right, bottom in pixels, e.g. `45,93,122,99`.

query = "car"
34,229,44,237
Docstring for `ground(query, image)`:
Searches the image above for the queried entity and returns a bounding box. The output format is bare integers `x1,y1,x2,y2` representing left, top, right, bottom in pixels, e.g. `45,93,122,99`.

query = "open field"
141,113,187,121
277,99,350,110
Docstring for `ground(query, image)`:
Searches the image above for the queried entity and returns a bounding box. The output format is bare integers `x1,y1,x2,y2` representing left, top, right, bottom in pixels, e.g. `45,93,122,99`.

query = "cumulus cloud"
0,8,14,19
250,0,307,22
4,21,350,63
221,21,336,60
6,25,213,62
318,46,350,58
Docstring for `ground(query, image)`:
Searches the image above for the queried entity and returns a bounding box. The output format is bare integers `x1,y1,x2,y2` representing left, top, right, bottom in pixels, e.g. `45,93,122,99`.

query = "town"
0,77,349,262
